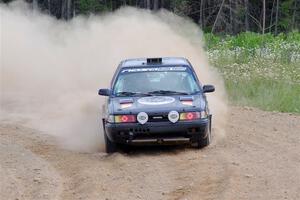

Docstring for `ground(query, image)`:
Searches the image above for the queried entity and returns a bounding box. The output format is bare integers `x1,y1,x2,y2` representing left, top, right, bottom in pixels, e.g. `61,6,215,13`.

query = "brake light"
180,112,201,121
115,115,136,123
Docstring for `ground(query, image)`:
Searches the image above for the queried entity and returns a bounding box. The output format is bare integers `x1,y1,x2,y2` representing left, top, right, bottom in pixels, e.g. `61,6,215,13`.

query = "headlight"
180,112,200,121
107,115,137,123
114,115,136,123
180,111,208,121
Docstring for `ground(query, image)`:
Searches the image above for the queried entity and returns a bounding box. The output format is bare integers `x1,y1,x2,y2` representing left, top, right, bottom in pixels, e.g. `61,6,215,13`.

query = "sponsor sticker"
138,96,175,105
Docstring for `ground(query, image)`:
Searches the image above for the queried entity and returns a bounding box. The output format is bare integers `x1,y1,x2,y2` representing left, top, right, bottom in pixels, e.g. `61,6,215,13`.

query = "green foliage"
17,0,300,33
203,33,221,49
206,32,300,113
78,0,109,14
206,31,300,64
225,79,300,113
286,31,300,42
279,0,295,30
205,31,300,49
171,0,191,16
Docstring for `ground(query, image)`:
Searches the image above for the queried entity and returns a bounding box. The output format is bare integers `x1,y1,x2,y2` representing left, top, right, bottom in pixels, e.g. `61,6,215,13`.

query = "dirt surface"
1,107,299,200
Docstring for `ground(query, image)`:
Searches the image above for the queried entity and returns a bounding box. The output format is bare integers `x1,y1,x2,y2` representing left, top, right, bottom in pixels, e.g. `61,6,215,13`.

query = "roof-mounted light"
147,58,162,64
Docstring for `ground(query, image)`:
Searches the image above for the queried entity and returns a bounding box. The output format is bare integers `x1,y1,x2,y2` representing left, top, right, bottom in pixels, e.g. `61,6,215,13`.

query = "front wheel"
195,128,211,148
104,131,117,153
193,117,212,149
102,119,117,153
196,115,212,149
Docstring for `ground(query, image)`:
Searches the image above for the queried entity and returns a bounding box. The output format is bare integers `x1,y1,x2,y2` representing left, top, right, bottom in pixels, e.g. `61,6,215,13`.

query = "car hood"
110,95,206,114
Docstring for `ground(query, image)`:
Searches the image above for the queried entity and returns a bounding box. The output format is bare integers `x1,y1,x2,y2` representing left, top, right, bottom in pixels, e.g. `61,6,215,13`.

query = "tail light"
115,115,136,123
180,112,201,121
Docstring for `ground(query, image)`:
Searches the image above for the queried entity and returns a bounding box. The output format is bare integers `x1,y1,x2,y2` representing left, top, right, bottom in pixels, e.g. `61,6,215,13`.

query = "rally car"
98,57,215,153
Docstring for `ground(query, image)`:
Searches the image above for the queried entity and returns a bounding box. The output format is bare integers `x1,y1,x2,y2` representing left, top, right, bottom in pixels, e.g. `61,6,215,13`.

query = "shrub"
205,32,300,113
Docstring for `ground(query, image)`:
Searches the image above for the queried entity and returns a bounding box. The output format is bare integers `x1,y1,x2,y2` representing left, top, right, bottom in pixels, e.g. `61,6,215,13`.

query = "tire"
102,119,117,153
196,128,211,148
104,131,117,153
195,117,212,149
119,144,132,153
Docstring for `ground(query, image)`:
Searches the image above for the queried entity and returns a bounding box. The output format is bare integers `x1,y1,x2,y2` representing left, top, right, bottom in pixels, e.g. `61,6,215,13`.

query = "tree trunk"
262,0,266,34
153,0,159,10
199,0,204,28
73,0,76,17
61,0,65,19
230,0,233,34
161,0,164,8
269,0,276,33
67,0,72,19
212,0,226,33
111,0,114,11
146,0,151,9
32,0,38,10
234,0,238,34
292,0,297,30
48,0,51,14
275,0,279,35
245,0,249,31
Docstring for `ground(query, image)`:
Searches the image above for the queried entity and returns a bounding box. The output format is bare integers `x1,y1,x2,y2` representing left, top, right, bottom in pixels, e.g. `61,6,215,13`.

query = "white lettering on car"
121,66,187,73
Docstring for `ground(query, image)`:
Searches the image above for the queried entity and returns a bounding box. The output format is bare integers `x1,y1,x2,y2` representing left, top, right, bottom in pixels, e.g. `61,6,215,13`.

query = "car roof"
120,57,191,68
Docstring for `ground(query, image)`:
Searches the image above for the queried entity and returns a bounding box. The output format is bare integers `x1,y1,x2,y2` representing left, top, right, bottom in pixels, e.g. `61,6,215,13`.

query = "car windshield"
113,67,200,96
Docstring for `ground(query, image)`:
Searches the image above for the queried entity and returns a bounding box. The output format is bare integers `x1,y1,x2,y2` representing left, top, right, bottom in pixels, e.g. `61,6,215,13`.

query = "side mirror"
98,89,111,96
203,85,215,93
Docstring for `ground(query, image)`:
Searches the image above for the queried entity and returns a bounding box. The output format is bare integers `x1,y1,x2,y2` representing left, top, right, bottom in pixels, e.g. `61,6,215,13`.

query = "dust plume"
0,1,228,152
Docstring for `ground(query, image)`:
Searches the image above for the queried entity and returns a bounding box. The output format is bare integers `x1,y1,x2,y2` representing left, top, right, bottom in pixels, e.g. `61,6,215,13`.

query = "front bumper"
104,117,211,145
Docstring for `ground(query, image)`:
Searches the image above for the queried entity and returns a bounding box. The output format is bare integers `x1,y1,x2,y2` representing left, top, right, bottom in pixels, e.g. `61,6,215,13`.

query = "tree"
7,0,299,34
263,0,266,34
275,0,280,34
245,0,250,31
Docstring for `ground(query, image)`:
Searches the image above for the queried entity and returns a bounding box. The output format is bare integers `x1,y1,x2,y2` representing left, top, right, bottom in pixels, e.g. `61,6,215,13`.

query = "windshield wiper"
148,90,189,95
115,92,152,97
190,91,201,95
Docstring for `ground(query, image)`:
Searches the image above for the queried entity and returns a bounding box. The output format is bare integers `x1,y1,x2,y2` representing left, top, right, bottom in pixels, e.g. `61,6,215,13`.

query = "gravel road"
1,107,299,200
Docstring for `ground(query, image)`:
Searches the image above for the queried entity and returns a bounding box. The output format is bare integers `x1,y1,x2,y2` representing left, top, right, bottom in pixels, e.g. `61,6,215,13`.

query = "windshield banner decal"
121,67,187,73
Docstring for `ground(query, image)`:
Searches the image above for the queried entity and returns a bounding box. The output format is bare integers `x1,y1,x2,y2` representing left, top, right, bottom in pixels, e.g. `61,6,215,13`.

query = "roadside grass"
226,79,300,113
205,32,300,113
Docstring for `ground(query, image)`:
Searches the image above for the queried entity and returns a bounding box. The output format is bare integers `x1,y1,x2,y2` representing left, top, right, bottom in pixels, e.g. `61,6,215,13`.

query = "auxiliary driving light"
168,111,179,123
137,112,148,124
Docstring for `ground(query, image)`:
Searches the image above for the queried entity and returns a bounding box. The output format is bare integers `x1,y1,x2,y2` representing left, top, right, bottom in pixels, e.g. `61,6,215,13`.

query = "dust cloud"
0,1,227,152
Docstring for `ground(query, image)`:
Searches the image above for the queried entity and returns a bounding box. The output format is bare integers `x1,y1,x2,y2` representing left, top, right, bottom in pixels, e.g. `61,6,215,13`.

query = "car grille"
148,114,169,122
